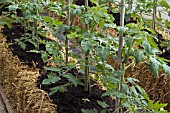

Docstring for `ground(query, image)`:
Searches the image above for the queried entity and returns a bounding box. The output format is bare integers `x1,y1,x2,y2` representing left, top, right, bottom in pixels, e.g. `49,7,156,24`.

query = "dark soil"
74,0,95,7
2,23,45,68
109,12,137,26
2,22,115,112
37,69,115,113
1,6,115,113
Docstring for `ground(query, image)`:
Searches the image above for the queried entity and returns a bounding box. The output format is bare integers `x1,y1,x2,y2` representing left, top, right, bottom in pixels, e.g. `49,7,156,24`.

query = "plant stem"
115,0,125,112
84,0,90,94
128,0,132,10
152,0,157,30
32,0,39,50
108,0,112,13
66,0,70,64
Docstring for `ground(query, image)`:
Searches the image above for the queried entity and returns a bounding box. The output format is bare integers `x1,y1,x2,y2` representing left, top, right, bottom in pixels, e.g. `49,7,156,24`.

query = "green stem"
32,0,39,50
123,39,135,63
66,0,70,64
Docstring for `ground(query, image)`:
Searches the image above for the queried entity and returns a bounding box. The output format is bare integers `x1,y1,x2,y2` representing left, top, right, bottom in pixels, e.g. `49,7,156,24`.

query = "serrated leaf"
49,85,67,96
81,108,98,113
118,26,128,34
41,52,48,63
153,101,167,111
147,57,159,76
142,40,152,54
133,49,145,63
97,100,109,108
81,40,93,53
162,64,170,77
42,73,61,84
49,86,59,96
125,35,132,47
103,77,120,84
130,86,138,96
18,41,26,50
102,90,125,98
63,74,83,86
126,77,140,83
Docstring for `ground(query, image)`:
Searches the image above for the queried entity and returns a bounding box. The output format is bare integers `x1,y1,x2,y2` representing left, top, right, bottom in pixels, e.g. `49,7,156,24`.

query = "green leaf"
81,108,98,113
130,86,138,96
42,73,61,84
103,23,116,30
0,21,7,26
90,0,99,6
103,77,120,84
42,79,51,84
97,45,110,61
81,40,93,53
133,49,145,63
44,67,62,72
118,26,128,34
100,109,107,113
145,28,156,34
43,16,52,23
126,77,140,84
125,35,132,47
18,41,26,50
49,85,67,96
67,32,77,39
8,4,19,11
41,52,48,63
165,20,170,28
97,100,109,108
158,0,170,9
29,50,40,53
102,90,125,98
153,101,167,111
142,40,152,54
147,36,158,49
162,64,170,77
147,57,159,76
63,74,83,86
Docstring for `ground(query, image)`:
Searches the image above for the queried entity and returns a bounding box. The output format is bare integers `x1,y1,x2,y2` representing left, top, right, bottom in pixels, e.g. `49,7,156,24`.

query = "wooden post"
65,0,70,64
152,0,157,30
115,0,125,112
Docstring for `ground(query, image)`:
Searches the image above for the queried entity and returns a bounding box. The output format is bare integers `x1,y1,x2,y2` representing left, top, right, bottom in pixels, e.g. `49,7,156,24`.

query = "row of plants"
0,0,170,112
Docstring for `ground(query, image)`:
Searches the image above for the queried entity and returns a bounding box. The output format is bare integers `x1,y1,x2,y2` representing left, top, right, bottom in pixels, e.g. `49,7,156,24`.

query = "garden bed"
0,0,170,112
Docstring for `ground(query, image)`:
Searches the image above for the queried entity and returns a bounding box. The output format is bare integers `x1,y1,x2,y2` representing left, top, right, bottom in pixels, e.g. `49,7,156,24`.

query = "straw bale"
106,54,170,110
125,63,170,111
0,33,57,113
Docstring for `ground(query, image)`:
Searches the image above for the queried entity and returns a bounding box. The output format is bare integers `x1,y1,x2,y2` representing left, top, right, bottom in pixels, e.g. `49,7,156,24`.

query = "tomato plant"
0,0,169,112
